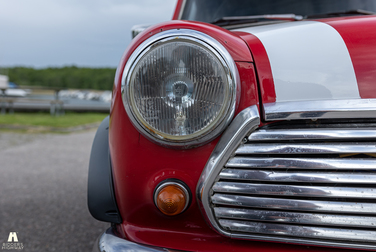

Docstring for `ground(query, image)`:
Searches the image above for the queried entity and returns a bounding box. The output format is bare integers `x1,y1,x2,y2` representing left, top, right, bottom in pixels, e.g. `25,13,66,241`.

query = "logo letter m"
7,232,18,242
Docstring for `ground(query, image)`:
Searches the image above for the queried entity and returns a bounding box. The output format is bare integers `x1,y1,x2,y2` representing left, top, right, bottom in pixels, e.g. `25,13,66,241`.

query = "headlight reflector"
123,30,238,147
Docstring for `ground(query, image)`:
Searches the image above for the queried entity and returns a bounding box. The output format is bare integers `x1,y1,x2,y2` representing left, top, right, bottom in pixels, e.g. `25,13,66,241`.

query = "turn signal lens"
154,182,190,216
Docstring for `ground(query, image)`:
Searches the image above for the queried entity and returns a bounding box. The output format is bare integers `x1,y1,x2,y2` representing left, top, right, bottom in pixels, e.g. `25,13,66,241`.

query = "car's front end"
89,0,376,251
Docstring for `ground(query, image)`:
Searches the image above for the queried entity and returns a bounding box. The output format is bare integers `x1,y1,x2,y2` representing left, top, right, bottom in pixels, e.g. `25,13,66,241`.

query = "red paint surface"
235,62,260,114
321,16,376,99
235,16,376,104
113,20,253,85
109,87,343,252
109,27,261,249
235,31,276,104
172,0,184,20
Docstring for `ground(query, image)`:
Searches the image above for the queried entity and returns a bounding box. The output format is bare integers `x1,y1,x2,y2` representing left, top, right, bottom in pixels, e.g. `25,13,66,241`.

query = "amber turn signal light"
154,181,190,216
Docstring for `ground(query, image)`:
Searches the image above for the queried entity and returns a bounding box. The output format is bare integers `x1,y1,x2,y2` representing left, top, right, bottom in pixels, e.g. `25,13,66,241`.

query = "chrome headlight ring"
121,29,239,148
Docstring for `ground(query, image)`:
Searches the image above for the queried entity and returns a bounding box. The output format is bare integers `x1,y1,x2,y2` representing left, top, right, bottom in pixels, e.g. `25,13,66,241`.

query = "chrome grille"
211,127,376,249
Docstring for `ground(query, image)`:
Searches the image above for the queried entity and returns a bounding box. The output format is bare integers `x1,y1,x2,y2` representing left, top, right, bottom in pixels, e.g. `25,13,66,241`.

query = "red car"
88,0,376,251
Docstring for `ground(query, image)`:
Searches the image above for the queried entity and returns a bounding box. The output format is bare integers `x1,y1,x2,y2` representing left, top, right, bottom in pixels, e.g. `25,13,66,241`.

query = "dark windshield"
180,0,376,23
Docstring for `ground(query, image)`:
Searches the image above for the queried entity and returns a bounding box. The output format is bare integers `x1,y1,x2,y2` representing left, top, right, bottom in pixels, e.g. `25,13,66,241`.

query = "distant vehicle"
8,82,18,89
0,75,9,89
0,76,29,97
58,90,110,102
99,91,111,103
4,89,29,97
89,0,376,251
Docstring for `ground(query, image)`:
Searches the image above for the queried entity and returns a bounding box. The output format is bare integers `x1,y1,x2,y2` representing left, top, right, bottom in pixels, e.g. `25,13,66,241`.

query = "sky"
0,0,177,68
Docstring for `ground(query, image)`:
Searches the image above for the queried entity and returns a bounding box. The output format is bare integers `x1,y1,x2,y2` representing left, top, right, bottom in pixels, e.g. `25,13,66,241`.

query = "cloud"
0,0,176,67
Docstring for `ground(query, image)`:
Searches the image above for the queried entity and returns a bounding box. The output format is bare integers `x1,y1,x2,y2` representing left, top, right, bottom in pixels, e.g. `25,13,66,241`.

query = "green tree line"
3,66,116,90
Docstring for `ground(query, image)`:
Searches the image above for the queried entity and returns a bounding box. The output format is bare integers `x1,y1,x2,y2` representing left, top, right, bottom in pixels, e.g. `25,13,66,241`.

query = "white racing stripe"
235,21,360,102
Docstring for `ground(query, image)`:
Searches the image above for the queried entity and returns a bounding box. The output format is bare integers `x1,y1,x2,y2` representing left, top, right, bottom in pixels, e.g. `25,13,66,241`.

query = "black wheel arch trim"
87,116,122,224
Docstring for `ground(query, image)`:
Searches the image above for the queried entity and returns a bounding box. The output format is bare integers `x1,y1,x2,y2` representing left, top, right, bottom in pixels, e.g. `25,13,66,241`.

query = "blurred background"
0,0,176,251
0,0,176,114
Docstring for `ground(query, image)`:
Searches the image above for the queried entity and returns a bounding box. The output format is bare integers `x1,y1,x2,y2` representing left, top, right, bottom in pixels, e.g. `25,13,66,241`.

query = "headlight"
122,29,239,148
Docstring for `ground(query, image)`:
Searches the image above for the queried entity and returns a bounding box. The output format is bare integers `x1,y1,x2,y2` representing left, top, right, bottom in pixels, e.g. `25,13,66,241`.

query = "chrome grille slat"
213,181,376,199
249,128,376,141
235,143,376,155
214,207,376,228
207,124,376,248
219,169,376,184
212,194,376,214
226,157,376,169
219,219,376,243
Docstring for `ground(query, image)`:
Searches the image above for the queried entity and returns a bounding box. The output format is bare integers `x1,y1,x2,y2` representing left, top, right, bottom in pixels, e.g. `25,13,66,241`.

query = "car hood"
233,16,376,120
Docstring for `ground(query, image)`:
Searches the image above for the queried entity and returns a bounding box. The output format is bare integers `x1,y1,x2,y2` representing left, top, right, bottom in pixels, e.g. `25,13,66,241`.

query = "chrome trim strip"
212,194,376,214
264,99,376,121
249,128,376,141
213,182,376,199
196,105,260,237
214,207,376,228
219,219,376,243
219,169,376,184
236,143,376,155
93,228,169,252
226,157,376,169
121,29,239,148
177,0,187,20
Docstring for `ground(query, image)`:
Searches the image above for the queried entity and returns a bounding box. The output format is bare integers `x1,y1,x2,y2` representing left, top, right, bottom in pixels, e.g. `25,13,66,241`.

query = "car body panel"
91,3,376,251
324,16,376,98
108,84,347,252
109,60,260,238
236,21,360,103
236,16,376,106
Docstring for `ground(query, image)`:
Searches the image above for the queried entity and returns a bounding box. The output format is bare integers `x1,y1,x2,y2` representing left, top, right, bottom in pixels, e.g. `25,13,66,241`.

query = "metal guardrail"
0,97,15,114
1,87,110,114
0,97,65,115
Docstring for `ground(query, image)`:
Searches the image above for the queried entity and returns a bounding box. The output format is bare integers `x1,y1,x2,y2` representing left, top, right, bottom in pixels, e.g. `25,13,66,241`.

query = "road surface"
0,130,109,251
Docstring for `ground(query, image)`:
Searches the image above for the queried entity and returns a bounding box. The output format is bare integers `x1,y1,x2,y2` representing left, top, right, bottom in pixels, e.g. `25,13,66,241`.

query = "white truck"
0,75,9,89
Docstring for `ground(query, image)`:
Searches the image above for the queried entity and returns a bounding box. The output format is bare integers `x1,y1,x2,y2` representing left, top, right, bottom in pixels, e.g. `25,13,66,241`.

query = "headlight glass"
123,30,238,147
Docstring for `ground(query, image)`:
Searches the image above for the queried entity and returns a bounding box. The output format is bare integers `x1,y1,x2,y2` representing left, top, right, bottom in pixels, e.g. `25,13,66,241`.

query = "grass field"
0,112,107,129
